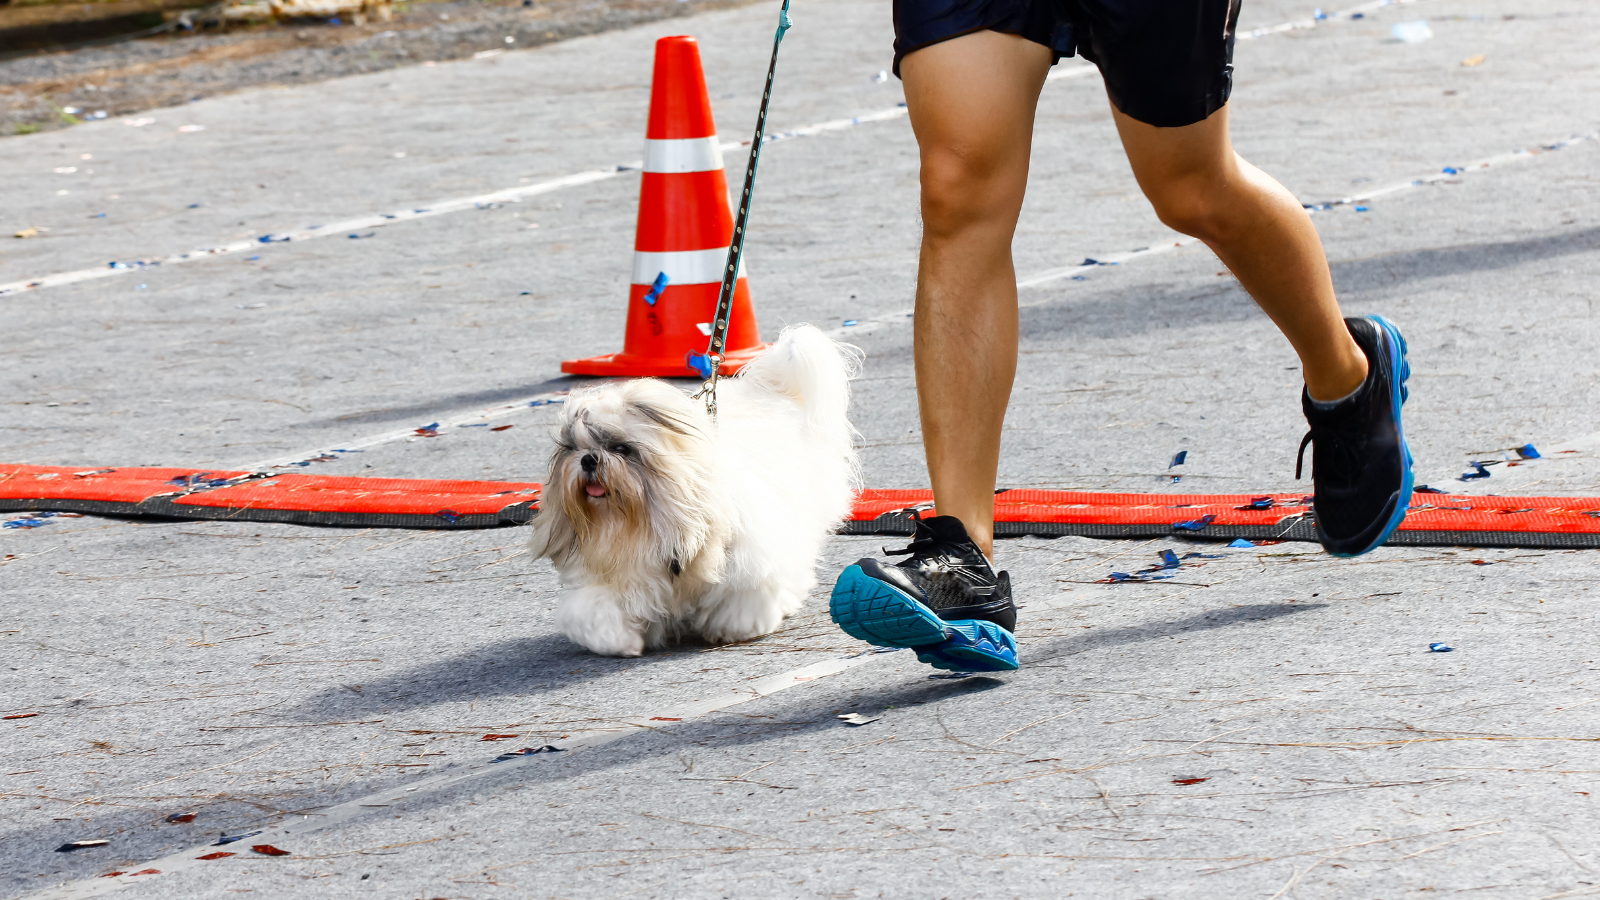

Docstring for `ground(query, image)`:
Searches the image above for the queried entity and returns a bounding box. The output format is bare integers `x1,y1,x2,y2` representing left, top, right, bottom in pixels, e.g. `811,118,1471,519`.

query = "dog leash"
690,0,793,421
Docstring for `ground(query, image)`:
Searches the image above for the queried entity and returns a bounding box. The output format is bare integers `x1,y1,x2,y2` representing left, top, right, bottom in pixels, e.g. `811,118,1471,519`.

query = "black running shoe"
830,514,1019,671
1296,315,1414,557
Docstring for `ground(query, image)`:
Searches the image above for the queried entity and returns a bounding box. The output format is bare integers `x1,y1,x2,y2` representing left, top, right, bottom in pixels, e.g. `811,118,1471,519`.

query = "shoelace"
882,506,939,559
1295,431,1314,480
1296,425,1362,484
881,516,992,589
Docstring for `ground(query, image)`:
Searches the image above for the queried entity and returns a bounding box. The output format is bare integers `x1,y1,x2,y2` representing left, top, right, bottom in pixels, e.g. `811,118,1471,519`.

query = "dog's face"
538,379,711,559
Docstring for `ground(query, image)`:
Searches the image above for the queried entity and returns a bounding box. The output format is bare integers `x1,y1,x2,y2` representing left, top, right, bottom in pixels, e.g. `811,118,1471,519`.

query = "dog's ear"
633,401,702,439
528,478,577,564
528,501,577,564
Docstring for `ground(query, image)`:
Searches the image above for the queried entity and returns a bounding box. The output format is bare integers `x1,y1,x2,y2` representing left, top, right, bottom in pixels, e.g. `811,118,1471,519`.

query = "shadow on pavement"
1331,224,1600,294
293,631,706,719
0,650,1002,889
1028,601,1325,663
309,375,593,428
1019,225,1600,342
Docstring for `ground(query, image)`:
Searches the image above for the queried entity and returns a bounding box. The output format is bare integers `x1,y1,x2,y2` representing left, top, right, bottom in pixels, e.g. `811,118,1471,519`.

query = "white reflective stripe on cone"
631,247,746,285
643,136,724,174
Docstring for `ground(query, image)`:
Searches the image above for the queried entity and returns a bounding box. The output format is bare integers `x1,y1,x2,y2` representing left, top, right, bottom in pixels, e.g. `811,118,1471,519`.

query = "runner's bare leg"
901,31,1052,561
1112,104,1368,402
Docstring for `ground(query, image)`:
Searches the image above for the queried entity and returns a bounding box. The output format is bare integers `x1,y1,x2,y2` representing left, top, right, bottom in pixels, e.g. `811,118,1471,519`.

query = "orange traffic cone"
562,35,767,378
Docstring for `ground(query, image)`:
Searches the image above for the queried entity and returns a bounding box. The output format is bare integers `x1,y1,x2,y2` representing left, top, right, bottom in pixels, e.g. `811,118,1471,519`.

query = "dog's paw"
566,625,646,658
697,605,783,646
556,590,647,657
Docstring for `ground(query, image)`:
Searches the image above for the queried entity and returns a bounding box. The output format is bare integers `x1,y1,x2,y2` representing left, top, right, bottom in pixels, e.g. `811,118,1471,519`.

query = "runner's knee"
919,145,1025,236
1143,177,1229,243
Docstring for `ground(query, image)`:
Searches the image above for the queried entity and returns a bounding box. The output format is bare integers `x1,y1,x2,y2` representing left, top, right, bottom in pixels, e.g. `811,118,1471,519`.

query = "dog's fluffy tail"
736,324,861,441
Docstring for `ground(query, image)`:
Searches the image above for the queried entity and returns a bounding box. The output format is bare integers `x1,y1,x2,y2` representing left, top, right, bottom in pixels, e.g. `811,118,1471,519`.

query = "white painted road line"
238,391,570,471
24,648,904,900
1304,131,1599,211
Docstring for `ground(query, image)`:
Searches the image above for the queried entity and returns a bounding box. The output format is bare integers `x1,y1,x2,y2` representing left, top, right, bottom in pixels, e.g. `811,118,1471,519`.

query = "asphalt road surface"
3,0,1599,897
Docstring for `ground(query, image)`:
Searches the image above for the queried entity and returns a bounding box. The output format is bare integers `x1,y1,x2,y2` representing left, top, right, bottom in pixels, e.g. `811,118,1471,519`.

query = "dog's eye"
609,443,632,457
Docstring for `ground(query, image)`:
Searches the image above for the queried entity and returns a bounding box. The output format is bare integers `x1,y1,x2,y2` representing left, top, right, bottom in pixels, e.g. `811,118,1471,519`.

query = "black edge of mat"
1,498,148,516
3,498,540,529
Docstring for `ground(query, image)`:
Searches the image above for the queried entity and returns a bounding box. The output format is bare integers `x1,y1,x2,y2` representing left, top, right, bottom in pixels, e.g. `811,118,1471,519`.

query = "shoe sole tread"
832,566,1018,671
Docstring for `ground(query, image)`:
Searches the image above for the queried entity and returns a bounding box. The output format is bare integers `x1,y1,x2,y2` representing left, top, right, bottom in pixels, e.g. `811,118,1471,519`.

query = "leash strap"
692,0,793,420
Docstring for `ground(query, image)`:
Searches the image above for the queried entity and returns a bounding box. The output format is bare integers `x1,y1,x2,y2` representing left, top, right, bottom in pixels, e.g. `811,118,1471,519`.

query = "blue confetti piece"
1415,484,1446,494
1157,549,1180,569
460,423,489,427
4,516,56,529
1239,496,1274,510
214,831,262,846
1227,538,1256,548
1313,7,1326,19
1517,443,1541,460
415,422,440,436
520,291,531,295
436,509,460,524
842,319,859,326
1442,166,1459,175
1080,258,1099,266
257,234,290,243
92,213,106,218
1350,11,1363,18
1173,515,1216,532
187,203,202,209
641,271,670,306
1169,450,1187,468
247,255,260,261
165,473,234,490
1428,642,1453,653
1460,461,1491,481
347,232,375,239
1070,275,1089,281
685,352,715,379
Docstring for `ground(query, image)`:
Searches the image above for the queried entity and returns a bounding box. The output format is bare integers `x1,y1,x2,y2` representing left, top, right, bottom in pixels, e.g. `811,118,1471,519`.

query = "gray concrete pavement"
3,0,1600,897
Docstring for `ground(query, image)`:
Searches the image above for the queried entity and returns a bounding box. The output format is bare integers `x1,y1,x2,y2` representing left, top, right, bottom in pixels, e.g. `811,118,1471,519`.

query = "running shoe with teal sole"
829,514,1019,672
1297,315,1414,557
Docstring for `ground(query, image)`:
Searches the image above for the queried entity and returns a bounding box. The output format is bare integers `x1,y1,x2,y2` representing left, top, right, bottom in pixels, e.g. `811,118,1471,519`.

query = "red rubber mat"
0,466,540,529
849,489,1600,548
4,465,1598,547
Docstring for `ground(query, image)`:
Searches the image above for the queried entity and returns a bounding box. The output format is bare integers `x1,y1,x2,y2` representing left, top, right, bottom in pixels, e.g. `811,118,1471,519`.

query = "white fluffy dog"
529,325,859,657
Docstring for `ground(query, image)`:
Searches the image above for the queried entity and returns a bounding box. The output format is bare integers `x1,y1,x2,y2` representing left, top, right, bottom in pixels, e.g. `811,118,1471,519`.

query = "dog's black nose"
580,453,597,474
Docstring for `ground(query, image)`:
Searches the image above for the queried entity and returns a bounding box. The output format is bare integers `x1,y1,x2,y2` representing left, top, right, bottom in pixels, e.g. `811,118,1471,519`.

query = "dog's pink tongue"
584,484,607,498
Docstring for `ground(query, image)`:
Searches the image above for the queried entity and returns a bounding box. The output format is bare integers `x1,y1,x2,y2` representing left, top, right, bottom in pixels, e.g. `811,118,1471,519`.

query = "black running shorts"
892,0,1242,127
